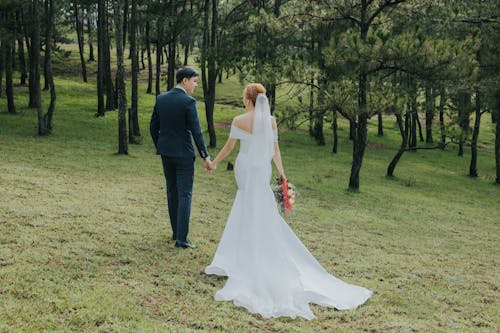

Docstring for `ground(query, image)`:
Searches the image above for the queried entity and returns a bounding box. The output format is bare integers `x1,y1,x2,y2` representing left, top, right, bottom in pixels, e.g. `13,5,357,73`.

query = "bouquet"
272,176,296,216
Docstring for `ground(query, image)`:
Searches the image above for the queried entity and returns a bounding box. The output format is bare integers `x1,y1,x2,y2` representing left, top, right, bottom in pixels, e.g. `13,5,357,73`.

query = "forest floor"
0,45,498,332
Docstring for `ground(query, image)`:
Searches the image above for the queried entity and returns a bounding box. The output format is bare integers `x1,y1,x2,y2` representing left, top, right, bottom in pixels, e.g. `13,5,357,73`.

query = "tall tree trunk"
146,21,152,94
313,79,326,145
96,0,105,116
115,0,128,154
122,0,128,49
425,85,434,143
183,42,189,66
155,21,162,96
377,112,383,136
439,87,446,147
128,0,141,143
332,110,338,153
5,13,16,114
104,1,115,110
408,79,417,150
16,9,27,85
44,0,56,131
74,1,87,82
31,0,45,134
0,37,4,99
469,89,481,177
457,90,471,157
201,0,217,148
387,112,409,176
167,39,176,90
87,5,95,61
495,89,500,184
309,71,314,136
348,5,369,191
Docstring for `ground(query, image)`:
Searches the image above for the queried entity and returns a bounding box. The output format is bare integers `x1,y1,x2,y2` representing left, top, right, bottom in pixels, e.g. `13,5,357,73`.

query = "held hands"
203,158,216,173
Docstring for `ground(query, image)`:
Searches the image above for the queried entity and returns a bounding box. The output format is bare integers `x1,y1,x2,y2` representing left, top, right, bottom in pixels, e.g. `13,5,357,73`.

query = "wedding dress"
205,94,372,320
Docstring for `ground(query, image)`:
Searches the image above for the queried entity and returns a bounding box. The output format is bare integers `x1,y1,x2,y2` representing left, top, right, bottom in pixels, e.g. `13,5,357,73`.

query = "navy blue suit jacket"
150,87,209,159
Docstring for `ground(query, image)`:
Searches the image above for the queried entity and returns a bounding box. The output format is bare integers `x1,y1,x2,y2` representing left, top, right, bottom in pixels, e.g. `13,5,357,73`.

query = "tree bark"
425,85,434,143
457,90,471,157
146,21,152,94
87,5,95,62
155,20,162,96
31,0,45,134
115,0,128,154
167,39,176,90
495,89,500,184
16,9,27,85
439,87,446,146
469,89,481,177
377,112,383,136
387,113,409,177
5,12,16,114
201,0,217,148
128,0,141,143
44,0,56,131
104,1,115,110
332,110,338,153
96,0,105,116
74,1,87,82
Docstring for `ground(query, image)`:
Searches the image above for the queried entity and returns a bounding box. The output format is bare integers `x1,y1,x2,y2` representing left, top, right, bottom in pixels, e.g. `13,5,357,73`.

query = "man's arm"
186,99,209,159
150,104,160,149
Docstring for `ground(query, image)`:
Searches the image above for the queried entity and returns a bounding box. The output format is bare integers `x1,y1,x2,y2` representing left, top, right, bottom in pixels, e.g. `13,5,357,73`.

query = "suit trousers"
161,156,194,242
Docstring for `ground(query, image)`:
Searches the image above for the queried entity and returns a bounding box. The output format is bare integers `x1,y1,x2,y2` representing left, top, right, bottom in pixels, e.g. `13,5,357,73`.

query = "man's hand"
203,158,216,173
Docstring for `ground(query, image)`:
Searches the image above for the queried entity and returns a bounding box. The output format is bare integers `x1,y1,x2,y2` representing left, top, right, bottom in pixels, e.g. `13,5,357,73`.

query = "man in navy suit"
150,67,212,249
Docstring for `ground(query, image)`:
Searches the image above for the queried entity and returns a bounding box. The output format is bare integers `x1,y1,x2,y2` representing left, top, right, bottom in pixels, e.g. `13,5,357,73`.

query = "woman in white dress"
205,83,372,320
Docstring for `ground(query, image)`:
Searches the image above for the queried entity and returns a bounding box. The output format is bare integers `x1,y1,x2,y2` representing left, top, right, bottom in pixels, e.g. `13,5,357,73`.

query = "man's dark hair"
176,66,199,84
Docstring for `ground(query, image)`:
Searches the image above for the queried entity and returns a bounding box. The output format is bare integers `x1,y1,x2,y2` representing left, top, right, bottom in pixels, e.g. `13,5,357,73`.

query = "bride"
205,83,372,320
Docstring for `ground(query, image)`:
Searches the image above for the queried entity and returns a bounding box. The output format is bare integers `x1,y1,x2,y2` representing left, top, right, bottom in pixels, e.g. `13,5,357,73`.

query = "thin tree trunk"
146,21,152,94
377,112,383,136
6,13,16,114
115,0,128,154
495,89,500,184
387,113,409,176
32,0,45,134
96,0,105,116
44,0,56,131
201,0,217,148
128,0,141,143
87,5,95,61
122,0,128,49
167,39,176,90
16,9,27,85
332,110,338,153
0,39,4,99
309,72,314,136
409,89,417,150
439,87,446,147
425,85,434,143
155,21,162,96
104,1,115,110
458,90,471,157
74,1,87,82
469,89,481,177
183,42,189,66
416,111,424,142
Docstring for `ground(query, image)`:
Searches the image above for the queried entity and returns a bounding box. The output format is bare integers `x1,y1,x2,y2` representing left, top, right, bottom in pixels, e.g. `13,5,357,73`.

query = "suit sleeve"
150,103,160,149
186,99,209,159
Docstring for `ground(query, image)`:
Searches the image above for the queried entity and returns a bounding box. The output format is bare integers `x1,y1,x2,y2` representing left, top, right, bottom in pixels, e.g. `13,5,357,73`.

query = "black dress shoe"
175,240,196,249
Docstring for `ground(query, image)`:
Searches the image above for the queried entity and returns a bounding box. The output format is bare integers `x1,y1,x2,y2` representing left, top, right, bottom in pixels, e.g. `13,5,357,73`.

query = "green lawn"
0,47,499,332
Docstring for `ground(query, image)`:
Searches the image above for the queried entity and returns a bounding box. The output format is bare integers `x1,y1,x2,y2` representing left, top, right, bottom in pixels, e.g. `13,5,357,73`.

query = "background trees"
0,0,498,186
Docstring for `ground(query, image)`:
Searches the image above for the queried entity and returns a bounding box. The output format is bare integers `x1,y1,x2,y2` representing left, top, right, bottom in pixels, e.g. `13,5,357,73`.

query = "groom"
150,66,212,249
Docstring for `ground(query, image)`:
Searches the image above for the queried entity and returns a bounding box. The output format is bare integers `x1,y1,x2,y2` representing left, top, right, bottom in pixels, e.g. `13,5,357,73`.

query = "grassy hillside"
0,46,498,332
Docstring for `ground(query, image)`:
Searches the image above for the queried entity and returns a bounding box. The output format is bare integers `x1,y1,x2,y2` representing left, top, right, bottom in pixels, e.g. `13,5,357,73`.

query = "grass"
0,45,499,332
